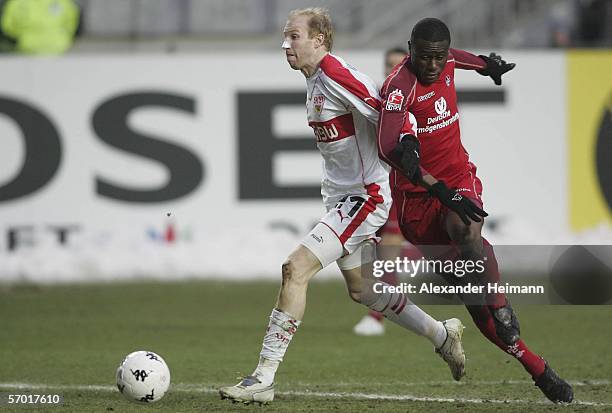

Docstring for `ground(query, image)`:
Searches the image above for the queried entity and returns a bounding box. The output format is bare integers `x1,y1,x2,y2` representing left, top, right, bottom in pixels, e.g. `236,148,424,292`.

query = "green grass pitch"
0,280,610,412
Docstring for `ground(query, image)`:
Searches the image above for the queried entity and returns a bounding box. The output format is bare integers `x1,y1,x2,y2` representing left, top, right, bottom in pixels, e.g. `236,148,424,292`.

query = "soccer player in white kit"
219,8,466,404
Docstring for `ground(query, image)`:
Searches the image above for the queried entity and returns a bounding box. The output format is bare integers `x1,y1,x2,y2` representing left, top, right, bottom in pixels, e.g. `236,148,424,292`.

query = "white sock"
365,284,447,348
252,308,301,385
252,357,279,386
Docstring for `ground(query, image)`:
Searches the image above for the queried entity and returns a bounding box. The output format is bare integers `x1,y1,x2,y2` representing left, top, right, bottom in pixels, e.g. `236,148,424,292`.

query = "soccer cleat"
353,314,385,336
435,318,466,381
219,375,274,404
534,362,574,404
491,303,520,345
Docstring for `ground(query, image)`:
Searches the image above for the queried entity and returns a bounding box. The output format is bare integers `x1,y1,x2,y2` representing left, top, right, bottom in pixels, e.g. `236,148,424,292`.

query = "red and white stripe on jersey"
306,52,390,209
449,48,487,70
337,183,384,245
401,112,418,137
319,183,384,246
377,56,417,172
380,55,415,103
309,113,355,143
320,54,381,111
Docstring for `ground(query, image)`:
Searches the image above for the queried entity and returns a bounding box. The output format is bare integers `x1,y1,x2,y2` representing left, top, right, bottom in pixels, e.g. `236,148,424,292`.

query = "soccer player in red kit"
377,18,573,404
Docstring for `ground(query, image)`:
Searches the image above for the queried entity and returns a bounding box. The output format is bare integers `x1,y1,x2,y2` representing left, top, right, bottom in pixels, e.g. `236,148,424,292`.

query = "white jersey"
299,54,393,266
305,53,390,203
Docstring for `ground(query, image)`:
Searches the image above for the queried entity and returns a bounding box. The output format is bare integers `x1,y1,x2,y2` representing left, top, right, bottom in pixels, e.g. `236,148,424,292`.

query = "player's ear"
315,33,324,48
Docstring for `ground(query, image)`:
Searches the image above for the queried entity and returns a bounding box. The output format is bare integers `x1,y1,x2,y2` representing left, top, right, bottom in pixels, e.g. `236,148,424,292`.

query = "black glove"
428,181,488,225
477,52,515,86
394,134,421,183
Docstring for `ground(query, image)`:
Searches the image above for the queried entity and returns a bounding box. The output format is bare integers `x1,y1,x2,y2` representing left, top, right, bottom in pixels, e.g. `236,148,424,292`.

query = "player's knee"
450,225,481,249
379,233,403,248
281,258,308,286
448,223,468,242
281,259,295,283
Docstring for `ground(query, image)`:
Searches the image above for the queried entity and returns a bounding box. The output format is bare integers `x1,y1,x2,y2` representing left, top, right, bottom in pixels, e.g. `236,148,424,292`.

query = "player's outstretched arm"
450,48,488,70
476,52,516,85
450,48,515,86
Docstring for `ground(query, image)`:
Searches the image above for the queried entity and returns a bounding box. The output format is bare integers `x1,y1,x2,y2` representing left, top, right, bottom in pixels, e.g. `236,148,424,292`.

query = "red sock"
510,340,546,379
368,310,384,321
467,305,545,378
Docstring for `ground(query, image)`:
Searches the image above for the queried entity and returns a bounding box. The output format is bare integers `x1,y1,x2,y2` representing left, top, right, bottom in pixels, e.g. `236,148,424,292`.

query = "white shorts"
300,182,392,269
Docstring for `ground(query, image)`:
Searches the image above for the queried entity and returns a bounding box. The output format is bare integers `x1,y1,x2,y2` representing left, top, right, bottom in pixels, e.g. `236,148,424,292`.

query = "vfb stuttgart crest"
313,95,325,113
385,89,404,111
434,96,447,115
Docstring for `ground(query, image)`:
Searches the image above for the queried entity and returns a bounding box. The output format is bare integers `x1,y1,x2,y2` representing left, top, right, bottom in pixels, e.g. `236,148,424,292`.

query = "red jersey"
377,48,487,193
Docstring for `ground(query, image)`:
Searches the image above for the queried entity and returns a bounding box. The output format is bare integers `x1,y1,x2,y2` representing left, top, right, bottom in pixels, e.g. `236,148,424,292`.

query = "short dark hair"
410,18,451,43
385,46,408,57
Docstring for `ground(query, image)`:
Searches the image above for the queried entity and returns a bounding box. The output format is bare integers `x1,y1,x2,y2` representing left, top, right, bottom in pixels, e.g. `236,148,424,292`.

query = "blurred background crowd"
0,0,609,55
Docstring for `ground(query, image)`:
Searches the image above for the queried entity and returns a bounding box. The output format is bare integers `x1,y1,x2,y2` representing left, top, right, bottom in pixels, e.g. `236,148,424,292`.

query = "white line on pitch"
0,382,610,407
287,379,612,387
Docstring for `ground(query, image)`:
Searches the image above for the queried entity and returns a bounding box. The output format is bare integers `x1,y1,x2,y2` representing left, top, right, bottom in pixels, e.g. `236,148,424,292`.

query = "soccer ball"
116,350,171,403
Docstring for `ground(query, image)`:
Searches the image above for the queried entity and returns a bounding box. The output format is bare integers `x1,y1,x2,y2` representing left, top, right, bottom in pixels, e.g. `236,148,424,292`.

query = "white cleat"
219,375,274,405
435,318,466,381
353,315,385,336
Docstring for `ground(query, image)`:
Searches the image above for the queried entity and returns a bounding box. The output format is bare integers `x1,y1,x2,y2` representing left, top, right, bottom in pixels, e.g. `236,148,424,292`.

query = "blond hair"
288,7,334,51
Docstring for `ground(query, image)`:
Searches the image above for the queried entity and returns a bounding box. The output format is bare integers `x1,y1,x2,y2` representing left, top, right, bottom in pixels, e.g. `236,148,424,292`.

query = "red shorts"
394,166,483,246
378,201,402,236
